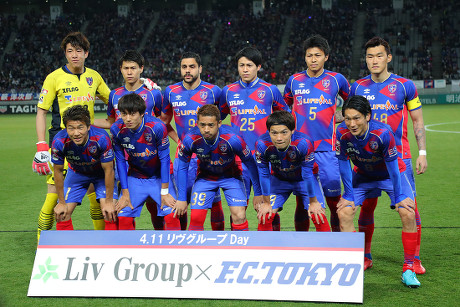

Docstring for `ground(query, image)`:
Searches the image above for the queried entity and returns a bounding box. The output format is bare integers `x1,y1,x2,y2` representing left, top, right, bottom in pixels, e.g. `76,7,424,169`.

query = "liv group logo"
32,257,59,283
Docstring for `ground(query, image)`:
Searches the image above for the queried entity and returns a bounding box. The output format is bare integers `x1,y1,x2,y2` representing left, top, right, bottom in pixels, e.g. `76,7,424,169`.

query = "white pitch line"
425,122,460,134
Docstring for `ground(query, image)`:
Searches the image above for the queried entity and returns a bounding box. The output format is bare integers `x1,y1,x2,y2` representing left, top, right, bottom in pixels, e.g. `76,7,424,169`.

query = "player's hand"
101,199,117,222
416,154,427,174
54,202,67,222
308,200,325,224
252,195,266,211
140,78,161,91
161,193,176,209
336,197,355,212
115,189,134,214
173,200,188,218
32,142,52,175
395,197,415,214
257,202,273,224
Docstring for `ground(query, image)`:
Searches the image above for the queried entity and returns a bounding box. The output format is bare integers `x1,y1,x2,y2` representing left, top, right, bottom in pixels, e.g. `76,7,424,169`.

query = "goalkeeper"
33,32,112,242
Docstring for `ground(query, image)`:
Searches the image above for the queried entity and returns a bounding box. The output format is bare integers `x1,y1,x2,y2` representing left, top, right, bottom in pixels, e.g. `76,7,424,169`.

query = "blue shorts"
315,151,341,197
172,157,221,203
190,177,247,209
363,158,417,199
63,168,118,204
352,171,415,208
270,174,326,211
118,176,175,218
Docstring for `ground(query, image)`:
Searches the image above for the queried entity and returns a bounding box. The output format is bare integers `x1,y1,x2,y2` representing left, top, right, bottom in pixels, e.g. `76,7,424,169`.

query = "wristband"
36,141,49,152
419,150,426,156
161,188,169,196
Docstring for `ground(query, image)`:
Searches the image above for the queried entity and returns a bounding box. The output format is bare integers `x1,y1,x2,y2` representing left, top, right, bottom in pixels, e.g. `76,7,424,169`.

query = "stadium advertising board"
28,231,364,303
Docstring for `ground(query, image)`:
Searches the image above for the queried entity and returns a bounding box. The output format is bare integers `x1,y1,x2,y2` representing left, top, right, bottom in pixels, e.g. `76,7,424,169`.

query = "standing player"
98,49,167,230
283,34,350,232
254,111,330,231
351,36,427,273
335,96,420,288
52,105,117,229
219,46,289,230
174,105,265,231
33,32,111,241
162,52,225,230
109,93,180,230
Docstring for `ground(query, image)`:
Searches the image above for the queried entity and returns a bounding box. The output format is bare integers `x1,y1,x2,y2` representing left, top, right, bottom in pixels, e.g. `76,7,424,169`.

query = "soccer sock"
326,196,341,232
88,192,104,230
118,216,135,230
104,221,118,230
414,199,422,259
37,192,58,242
294,195,310,231
145,199,165,230
402,231,417,272
311,214,331,232
272,213,281,231
358,197,378,259
56,219,74,230
210,200,225,230
232,220,249,231
189,209,207,231
164,213,181,230
258,213,275,231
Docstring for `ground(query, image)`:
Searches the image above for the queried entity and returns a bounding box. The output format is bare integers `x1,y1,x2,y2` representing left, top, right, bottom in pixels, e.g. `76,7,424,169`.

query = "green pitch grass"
0,105,459,306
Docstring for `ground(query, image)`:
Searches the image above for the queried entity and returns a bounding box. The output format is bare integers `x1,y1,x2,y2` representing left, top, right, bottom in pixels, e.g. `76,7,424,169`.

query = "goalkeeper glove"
32,142,52,175
141,78,161,91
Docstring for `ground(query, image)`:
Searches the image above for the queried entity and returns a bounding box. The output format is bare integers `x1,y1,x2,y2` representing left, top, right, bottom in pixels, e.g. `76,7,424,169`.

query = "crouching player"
110,93,180,230
254,111,330,231
335,96,420,288
174,104,265,231
52,105,117,229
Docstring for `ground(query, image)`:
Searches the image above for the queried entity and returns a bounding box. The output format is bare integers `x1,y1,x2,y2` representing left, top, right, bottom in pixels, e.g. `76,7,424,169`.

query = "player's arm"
53,163,67,222
174,140,192,217
217,88,230,121
283,77,294,107
337,158,355,211
111,133,133,213
409,108,427,174
385,158,415,213
301,151,325,223
271,85,290,111
156,124,176,209
100,161,117,222
254,142,271,210
160,111,179,143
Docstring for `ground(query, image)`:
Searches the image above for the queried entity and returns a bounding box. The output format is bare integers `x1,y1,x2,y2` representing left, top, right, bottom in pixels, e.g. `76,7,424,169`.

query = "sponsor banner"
0,101,108,114
451,80,460,91
29,231,364,303
434,79,446,88
420,93,460,104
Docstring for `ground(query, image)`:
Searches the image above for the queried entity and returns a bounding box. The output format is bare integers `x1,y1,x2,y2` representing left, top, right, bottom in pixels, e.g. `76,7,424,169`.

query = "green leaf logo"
33,257,59,283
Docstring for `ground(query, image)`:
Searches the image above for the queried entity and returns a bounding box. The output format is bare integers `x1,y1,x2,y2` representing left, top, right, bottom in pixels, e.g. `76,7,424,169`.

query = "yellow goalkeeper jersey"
37,65,110,128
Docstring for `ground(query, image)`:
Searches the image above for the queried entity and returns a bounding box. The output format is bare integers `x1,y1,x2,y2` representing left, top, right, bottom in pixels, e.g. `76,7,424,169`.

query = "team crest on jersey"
370,141,378,150
88,145,97,154
144,133,152,143
174,109,181,116
140,94,147,101
200,90,208,101
388,83,397,93
257,90,266,100
288,150,296,160
219,143,227,153
230,107,238,115
322,79,330,89
86,77,93,86
296,96,303,103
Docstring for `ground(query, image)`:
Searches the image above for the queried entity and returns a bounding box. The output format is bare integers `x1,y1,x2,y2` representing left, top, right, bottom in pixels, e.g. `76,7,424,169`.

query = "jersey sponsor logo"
161,137,169,146
257,90,266,100
219,143,227,153
322,79,330,89
40,89,48,95
86,77,93,86
231,105,267,115
371,100,399,111
64,93,96,104
369,141,378,150
144,133,152,143
295,94,332,106
104,149,114,159
200,90,208,100
132,148,157,158
174,106,200,116
229,100,245,106
388,146,397,157
388,83,397,93
172,101,187,107
62,87,79,94
364,95,375,101
294,89,310,95
122,143,135,150
67,155,81,161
